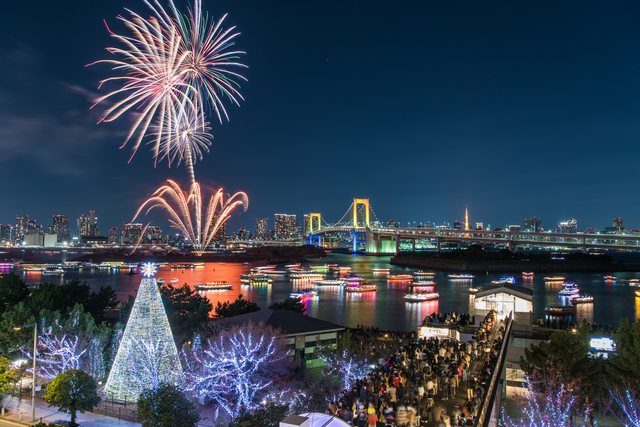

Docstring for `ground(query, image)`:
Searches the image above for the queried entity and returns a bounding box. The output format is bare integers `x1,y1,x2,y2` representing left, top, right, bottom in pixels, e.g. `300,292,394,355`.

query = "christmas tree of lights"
317,349,369,392
103,263,183,402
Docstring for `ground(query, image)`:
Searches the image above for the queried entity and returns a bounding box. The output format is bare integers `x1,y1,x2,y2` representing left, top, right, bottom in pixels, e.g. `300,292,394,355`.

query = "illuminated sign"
590,337,615,352
419,327,450,338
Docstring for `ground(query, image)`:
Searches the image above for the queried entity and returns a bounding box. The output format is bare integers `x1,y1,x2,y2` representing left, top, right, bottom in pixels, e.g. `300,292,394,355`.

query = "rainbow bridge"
307,199,640,254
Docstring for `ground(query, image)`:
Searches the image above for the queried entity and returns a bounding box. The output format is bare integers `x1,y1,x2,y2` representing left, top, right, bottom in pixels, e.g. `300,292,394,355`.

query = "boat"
572,295,593,304
543,276,565,282
345,284,378,293
522,272,534,277
558,282,579,297
338,267,351,272
290,290,318,299
371,268,391,273
315,279,344,286
42,267,64,276
544,306,576,316
603,275,618,281
629,278,639,283
193,262,205,267
240,273,267,279
448,274,475,279
468,287,480,293
195,282,233,290
404,292,439,302
263,270,287,275
327,264,339,268
290,272,324,279
635,290,640,297
410,280,435,286
492,276,515,284
172,263,194,269
344,276,364,283
170,278,180,283
414,271,436,277
241,277,273,285
285,263,301,269
387,274,413,281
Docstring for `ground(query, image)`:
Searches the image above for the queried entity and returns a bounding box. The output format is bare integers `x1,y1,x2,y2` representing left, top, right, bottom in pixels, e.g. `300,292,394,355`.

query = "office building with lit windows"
53,215,69,243
255,218,269,240
275,214,296,239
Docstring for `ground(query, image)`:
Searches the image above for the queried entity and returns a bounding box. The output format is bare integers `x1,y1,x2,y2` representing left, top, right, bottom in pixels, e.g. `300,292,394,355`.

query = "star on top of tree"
142,263,157,277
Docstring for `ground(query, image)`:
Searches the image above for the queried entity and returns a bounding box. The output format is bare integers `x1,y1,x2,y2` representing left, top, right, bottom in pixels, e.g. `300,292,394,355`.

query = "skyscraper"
557,218,577,234
108,227,119,244
53,215,70,243
524,217,542,233
274,214,296,239
122,222,143,244
613,217,624,233
212,215,227,243
303,214,310,237
255,218,269,240
15,215,28,242
0,225,11,244
78,211,98,237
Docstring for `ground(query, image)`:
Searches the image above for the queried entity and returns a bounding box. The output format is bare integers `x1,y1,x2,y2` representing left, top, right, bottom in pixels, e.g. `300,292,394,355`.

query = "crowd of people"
325,310,507,426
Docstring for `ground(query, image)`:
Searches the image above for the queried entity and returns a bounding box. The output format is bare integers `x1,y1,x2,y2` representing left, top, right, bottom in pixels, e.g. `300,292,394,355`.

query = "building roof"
220,308,345,336
475,283,533,301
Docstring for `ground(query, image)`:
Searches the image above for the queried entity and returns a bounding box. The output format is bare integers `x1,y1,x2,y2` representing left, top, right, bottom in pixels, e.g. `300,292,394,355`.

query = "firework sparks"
90,0,246,164
133,180,248,254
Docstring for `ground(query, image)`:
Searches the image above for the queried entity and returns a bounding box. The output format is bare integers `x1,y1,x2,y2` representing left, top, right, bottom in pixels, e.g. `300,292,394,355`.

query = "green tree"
137,384,200,427
45,369,100,425
0,356,19,402
608,318,640,383
276,298,306,315
522,321,604,405
214,294,260,319
0,273,28,315
229,404,289,427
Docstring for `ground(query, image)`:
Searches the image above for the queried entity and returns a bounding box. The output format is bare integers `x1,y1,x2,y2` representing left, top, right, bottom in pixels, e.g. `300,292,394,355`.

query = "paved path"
1,396,141,427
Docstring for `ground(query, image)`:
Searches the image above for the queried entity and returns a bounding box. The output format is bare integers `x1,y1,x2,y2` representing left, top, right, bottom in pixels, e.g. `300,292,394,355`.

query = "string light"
103,277,183,402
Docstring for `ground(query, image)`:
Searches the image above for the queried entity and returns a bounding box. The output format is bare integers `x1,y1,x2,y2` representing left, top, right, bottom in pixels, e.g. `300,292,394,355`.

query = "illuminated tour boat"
558,282,580,297
345,284,378,293
387,274,414,281
195,282,233,290
544,305,576,316
171,263,195,269
543,276,565,282
522,272,534,277
572,294,594,304
448,274,475,280
491,276,515,285
404,292,439,302
371,268,391,273
344,276,364,283
414,271,436,277
314,279,345,286
241,277,273,285
290,290,318,299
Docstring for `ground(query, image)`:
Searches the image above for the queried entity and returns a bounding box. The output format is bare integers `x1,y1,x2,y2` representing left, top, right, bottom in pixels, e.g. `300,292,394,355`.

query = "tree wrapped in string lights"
103,265,183,402
317,349,369,393
182,323,293,420
22,305,109,380
502,370,591,427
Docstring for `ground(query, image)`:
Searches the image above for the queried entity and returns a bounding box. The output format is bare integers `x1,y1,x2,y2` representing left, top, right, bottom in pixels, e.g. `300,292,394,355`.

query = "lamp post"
14,323,37,422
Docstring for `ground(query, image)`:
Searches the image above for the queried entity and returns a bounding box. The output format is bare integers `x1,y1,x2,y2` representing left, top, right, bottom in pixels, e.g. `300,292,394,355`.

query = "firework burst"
133,180,248,254
90,0,246,165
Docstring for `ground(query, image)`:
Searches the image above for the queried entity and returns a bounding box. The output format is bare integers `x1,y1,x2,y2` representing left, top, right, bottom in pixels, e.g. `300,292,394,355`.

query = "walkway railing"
477,312,513,427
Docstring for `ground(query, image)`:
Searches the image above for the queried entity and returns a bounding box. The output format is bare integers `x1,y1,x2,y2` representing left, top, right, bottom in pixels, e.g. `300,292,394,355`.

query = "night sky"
2,1,640,235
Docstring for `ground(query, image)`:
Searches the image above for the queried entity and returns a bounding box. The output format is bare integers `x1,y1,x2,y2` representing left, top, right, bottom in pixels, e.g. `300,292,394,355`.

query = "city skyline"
2,1,640,233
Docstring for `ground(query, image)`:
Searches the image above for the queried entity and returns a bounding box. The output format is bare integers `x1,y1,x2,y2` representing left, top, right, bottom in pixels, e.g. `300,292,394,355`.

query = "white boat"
195,282,232,290
170,278,180,283
42,267,64,276
414,271,436,277
371,268,391,273
344,276,364,283
558,282,579,297
345,284,377,292
315,279,345,286
290,272,324,279
448,274,475,279
263,270,287,275
572,295,593,304
404,292,439,302
544,276,565,282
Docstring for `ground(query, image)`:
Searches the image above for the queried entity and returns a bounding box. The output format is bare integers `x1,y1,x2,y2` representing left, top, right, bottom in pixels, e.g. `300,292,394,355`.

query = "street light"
14,323,37,422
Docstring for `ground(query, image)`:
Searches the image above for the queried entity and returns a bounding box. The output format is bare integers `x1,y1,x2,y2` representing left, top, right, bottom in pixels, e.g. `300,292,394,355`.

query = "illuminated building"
524,217,542,233
146,226,163,241
613,217,624,233
0,225,12,244
255,218,269,240
122,222,143,244
15,215,28,242
387,219,398,228
236,228,251,240
453,220,462,230
557,218,577,234
212,215,227,243
53,215,69,243
475,222,484,230
78,211,99,237
108,227,119,244
303,214,310,236
274,214,296,239
508,225,521,232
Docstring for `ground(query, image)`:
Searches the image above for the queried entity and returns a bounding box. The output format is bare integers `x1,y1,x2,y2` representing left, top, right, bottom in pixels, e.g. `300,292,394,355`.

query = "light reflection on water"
13,253,640,331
